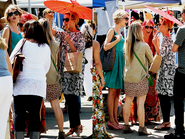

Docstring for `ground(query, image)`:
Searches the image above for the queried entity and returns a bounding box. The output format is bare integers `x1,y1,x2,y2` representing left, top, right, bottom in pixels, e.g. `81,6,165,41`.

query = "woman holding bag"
52,11,85,137
123,22,153,135
104,9,129,130
152,17,176,130
10,20,50,139
38,18,65,139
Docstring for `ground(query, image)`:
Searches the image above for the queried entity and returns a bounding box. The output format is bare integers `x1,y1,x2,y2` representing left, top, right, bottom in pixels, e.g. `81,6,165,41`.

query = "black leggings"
158,94,171,122
14,95,43,131
65,94,81,128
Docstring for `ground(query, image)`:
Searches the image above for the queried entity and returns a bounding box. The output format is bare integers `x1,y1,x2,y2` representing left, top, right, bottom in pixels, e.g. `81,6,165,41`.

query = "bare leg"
123,96,134,125
137,95,146,127
107,88,117,126
50,99,64,131
114,89,120,125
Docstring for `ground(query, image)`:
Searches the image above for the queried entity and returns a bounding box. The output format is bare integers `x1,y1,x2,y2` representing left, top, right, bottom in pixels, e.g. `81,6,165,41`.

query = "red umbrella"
44,0,92,20
143,5,183,26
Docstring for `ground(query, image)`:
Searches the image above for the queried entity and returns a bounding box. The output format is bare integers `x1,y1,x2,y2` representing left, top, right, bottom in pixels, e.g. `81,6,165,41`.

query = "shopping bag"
64,51,83,73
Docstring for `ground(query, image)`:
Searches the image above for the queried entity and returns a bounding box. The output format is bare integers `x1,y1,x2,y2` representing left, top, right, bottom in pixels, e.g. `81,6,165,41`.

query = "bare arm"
93,40,105,89
172,43,179,52
104,29,120,51
6,51,13,76
2,27,10,46
152,35,160,55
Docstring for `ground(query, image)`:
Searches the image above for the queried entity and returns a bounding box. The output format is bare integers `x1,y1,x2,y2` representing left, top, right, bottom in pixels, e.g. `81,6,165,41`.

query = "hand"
152,35,159,47
101,78,105,90
64,32,71,43
153,28,158,36
114,34,121,42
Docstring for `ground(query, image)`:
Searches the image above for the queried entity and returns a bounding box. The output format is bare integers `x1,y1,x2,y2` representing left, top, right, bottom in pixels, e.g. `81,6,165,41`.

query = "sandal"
74,125,83,137
154,122,171,130
65,128,75,136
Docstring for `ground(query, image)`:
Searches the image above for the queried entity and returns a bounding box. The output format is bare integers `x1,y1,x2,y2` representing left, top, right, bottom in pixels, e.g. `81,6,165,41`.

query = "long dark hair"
23,20,49,46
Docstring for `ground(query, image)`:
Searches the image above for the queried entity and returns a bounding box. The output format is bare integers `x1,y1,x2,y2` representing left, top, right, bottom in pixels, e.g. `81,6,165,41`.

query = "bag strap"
5,26,12,54
133,50,147,72
51,56,58,72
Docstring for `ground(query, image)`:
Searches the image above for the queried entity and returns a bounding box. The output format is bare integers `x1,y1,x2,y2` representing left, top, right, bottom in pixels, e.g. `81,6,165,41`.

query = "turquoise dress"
3,26,22,51
104,33,125,89
11,31,22,51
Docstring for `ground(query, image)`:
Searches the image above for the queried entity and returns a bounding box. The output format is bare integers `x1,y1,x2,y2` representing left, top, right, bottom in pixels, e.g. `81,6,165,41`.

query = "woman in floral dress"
91,21,113,139
53,11,85,136
152,17,176,130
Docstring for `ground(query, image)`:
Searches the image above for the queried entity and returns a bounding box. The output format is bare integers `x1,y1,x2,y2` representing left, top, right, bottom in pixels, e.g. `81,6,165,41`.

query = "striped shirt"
174,25,185,74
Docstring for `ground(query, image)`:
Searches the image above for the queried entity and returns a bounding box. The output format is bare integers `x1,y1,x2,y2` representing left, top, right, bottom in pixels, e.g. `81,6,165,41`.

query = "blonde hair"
113,9,128,24
4,5,22,22
161,18,174,29
38,18,58,59
125,22,143,63
85,20,96,30
0,37,8,50
43,8,55,17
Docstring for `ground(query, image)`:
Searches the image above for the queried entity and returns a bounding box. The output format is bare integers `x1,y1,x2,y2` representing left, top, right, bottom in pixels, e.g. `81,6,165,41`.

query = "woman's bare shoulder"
93,40,100,48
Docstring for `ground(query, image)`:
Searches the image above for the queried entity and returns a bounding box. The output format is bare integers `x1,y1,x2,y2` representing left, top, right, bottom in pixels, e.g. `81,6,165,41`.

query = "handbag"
64,51,83,73
149,54,162,73
11,39,26,83
100,28,116,72
133,51,153,87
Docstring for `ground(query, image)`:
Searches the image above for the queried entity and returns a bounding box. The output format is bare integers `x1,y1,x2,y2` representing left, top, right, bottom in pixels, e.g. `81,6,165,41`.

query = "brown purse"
64,51,83,73
12,39,26,83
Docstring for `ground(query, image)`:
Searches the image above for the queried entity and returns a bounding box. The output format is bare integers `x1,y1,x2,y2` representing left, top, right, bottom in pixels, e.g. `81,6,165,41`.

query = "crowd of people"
1,3,185,139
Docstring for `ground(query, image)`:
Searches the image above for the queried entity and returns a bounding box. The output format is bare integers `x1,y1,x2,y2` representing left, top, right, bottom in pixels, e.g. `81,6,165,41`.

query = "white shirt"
10,39,51,98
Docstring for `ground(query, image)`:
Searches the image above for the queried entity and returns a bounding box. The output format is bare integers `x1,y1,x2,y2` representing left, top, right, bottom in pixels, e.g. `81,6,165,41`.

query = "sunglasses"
180,12,184,17
8,11,20,17
62,18,69,22
145,26,154,29
123,17,129,21
17,23,23,27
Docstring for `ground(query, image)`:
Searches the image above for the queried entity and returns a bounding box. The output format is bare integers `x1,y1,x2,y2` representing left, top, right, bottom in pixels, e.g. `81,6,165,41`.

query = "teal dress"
104,34,125,89
3,26,22,51
11,31,22,51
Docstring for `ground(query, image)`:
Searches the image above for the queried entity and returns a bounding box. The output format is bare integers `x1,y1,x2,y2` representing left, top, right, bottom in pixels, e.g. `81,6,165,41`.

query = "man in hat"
164,5,185,139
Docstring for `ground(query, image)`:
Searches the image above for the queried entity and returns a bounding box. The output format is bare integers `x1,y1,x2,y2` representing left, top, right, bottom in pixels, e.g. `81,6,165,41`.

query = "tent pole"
57,13,61,28
121,1,126,39
12,0,15,5
105,10,111,28
28,0,32,14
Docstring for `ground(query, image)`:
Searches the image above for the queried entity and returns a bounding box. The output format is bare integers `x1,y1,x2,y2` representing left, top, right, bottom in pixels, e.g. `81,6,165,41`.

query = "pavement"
24,95,184,139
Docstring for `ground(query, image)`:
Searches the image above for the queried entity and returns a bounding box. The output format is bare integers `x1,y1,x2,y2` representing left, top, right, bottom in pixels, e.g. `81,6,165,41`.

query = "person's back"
10,39,50,80
0,37,12,139
124,41,153,83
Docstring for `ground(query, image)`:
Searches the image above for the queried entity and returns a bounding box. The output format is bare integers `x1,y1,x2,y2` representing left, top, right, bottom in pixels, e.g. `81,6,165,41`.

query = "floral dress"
155,36,176,96
55,31,85,96
91,59,112,138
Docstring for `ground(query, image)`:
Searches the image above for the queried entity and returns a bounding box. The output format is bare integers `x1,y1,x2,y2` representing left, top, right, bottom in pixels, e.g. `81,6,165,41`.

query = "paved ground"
24,95,184,139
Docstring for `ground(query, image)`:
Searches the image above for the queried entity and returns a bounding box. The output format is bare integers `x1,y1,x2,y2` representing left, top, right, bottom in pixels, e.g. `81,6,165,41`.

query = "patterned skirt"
91,62,112,138
46,82,61,100
124,78,149,97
